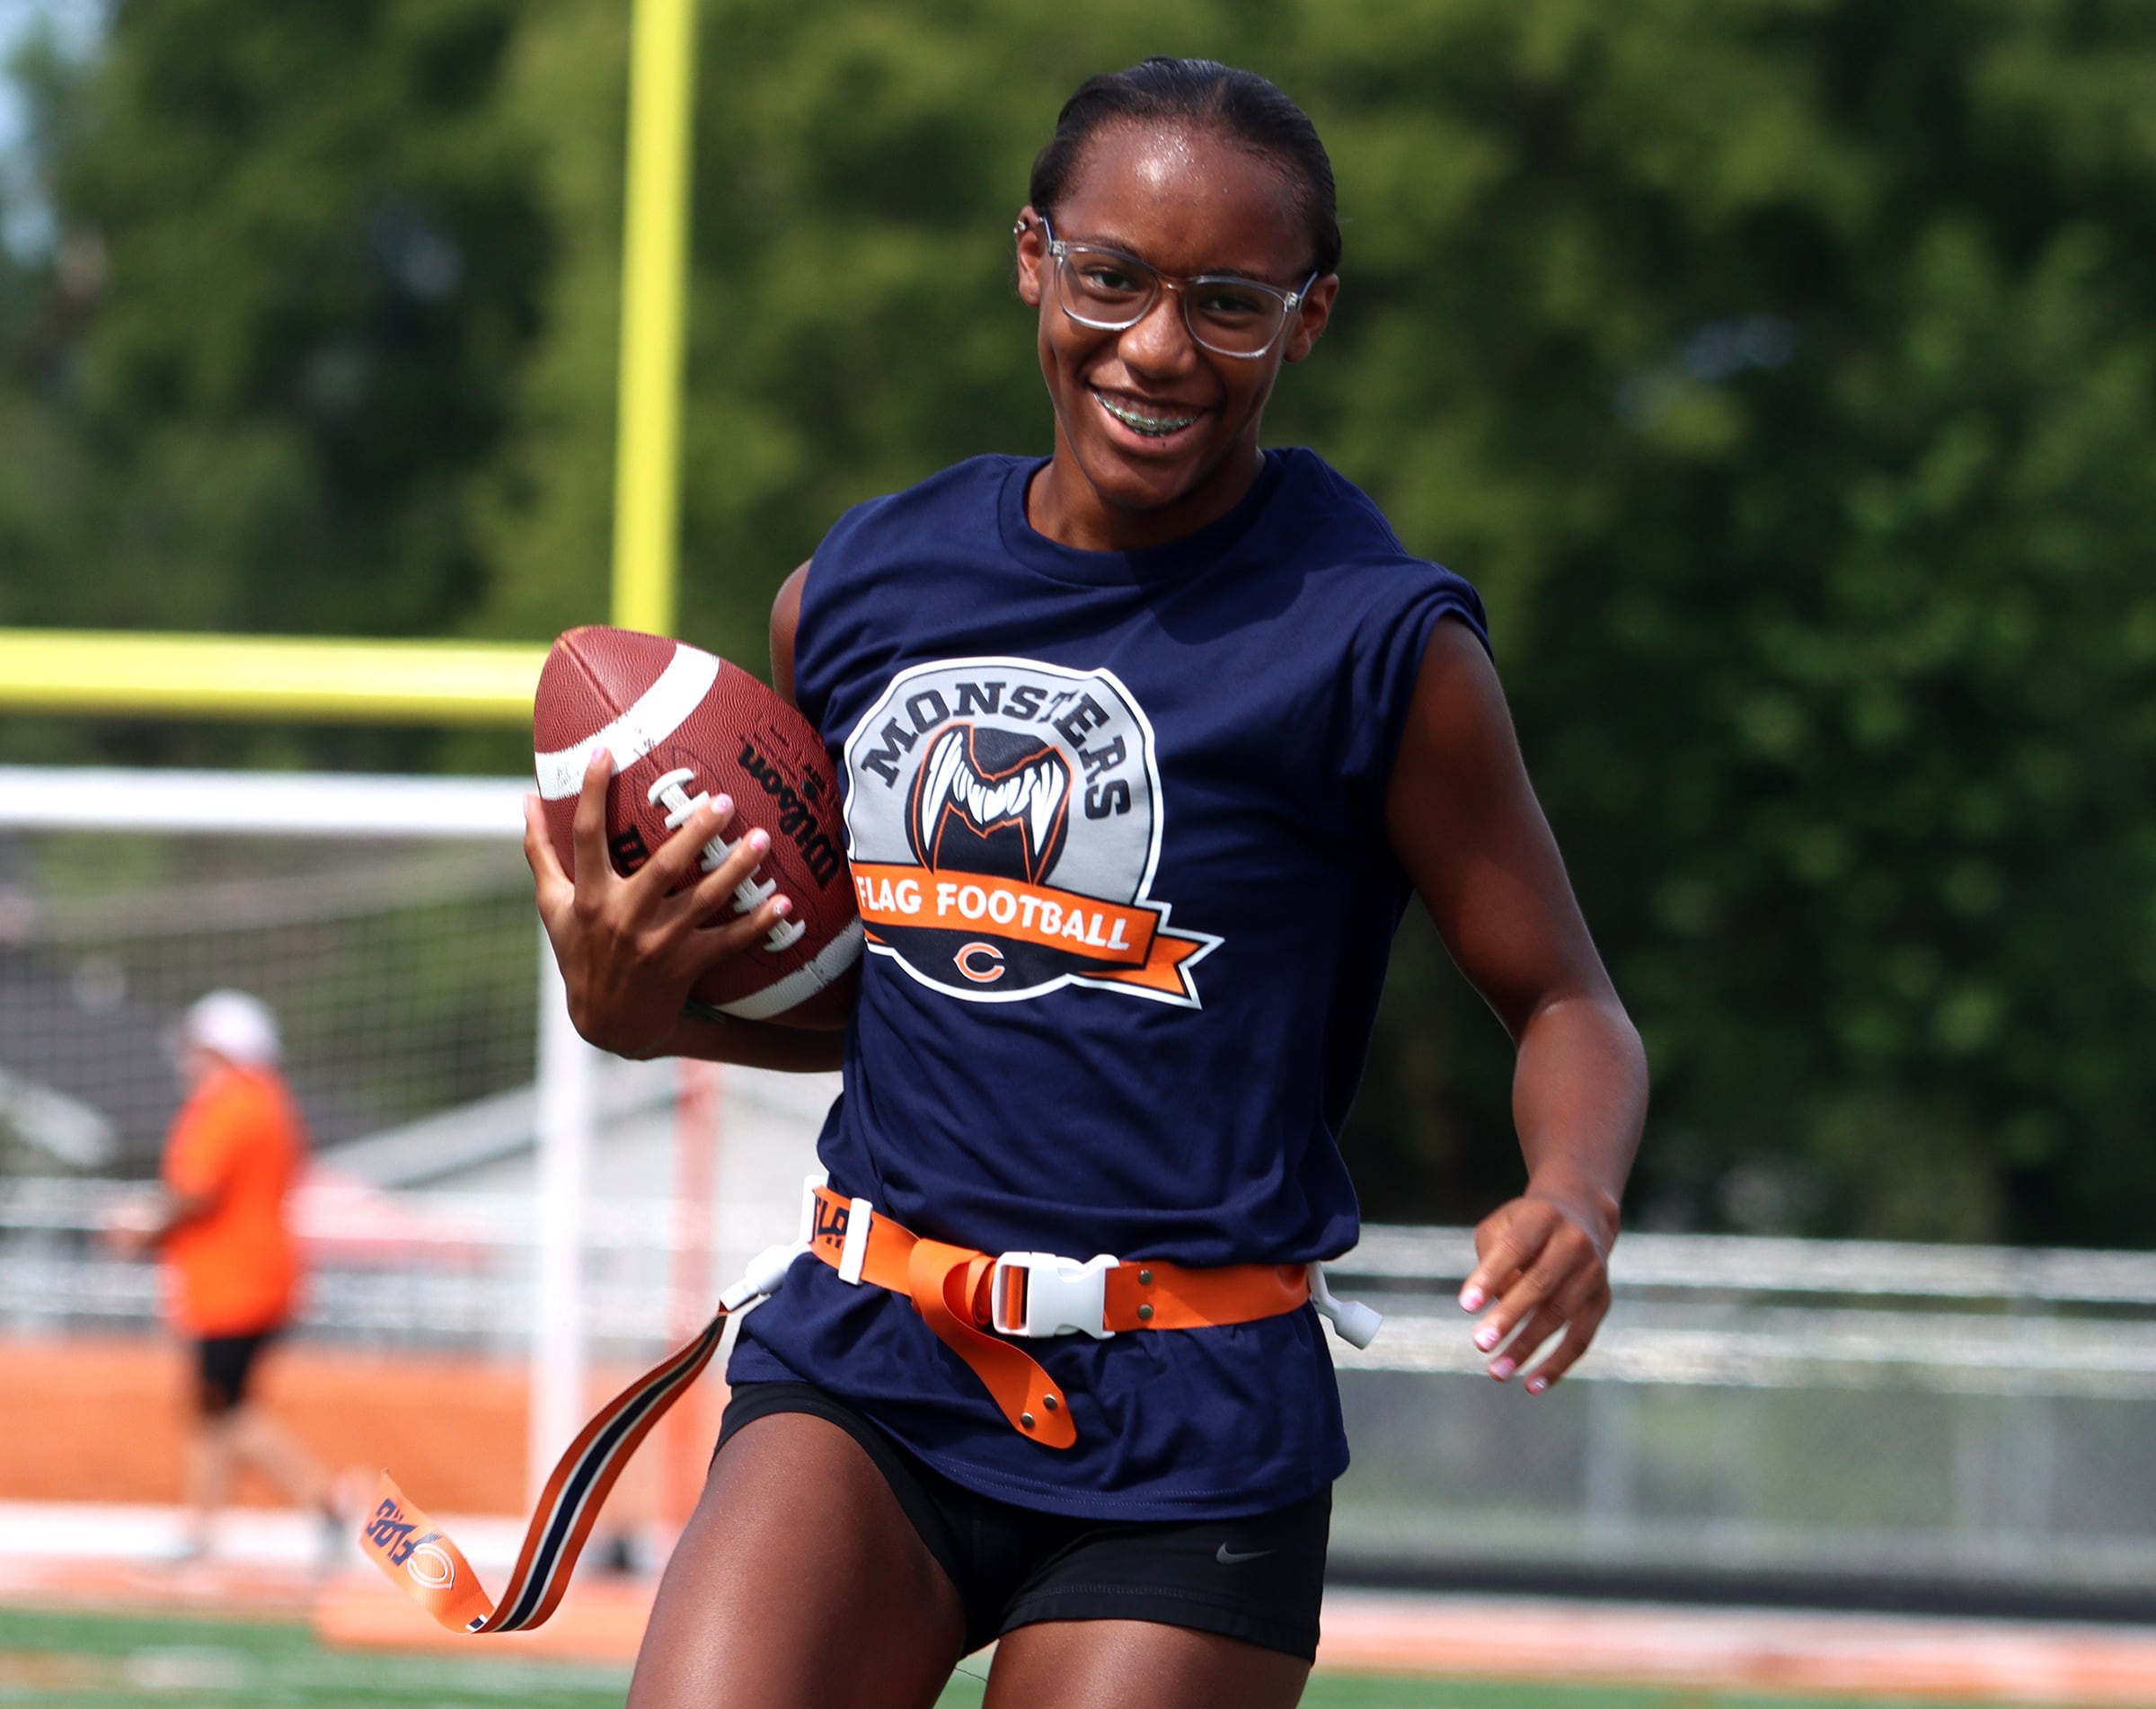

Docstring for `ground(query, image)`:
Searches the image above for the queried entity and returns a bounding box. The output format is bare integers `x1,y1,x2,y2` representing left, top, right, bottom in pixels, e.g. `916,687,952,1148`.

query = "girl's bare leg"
983,1619,1310,1709
629,1411,966,1709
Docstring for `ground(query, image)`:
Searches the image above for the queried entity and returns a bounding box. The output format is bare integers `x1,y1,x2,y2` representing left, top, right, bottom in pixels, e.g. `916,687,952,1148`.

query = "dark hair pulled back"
1029,58,1341,278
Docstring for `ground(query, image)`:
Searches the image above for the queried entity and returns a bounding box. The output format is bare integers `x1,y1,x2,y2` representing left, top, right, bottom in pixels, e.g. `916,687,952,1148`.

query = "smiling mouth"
1092,389,1202,438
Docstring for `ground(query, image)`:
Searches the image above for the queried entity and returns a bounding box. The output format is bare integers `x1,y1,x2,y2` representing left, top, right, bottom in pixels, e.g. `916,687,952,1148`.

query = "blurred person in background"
114,989,341,1562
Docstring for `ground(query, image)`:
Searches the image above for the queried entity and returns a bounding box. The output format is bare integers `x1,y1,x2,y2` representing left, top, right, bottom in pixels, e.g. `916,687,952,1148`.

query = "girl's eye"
1194,285,1270,321
1079,266,1144,296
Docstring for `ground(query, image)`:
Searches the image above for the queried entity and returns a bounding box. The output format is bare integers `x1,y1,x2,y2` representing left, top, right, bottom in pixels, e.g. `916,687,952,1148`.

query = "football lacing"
645,767,807,952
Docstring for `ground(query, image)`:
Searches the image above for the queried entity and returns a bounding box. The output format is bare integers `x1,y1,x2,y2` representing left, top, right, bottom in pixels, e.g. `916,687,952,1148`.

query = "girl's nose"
1118,280,1198,372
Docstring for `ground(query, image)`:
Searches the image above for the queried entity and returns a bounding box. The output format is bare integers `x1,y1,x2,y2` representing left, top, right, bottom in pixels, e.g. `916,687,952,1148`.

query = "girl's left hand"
1456,1191,1614,1394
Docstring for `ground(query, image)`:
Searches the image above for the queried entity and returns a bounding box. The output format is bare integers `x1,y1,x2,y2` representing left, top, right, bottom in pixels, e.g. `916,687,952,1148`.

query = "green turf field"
0,1605,2043,1708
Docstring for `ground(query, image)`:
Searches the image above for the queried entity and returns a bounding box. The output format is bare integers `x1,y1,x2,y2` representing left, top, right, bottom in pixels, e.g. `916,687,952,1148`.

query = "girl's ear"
1015,207,1047,307
1283,273,1339,364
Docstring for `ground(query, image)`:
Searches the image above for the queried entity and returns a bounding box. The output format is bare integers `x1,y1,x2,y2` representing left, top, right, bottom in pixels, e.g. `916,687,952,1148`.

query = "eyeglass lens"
1056,246,1289,357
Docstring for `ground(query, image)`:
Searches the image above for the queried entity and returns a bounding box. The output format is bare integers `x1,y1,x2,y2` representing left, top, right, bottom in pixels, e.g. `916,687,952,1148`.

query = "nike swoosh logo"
1215,1544,1276,1564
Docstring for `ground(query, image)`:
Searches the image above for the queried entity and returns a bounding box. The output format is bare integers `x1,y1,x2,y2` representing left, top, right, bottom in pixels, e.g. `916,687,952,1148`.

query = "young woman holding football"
526,57,1645,1709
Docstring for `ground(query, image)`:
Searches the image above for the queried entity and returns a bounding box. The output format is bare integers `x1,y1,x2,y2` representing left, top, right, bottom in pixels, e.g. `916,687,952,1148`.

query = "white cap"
180,990,281,1068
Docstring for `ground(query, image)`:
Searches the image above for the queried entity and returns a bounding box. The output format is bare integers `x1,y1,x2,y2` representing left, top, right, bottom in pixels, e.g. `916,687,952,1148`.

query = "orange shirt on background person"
160,1062,305,1336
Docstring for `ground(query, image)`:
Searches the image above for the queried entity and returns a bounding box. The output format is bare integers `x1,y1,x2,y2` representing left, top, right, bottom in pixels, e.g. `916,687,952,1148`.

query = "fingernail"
773,896,792,916
748,828,771,853
1526,1376,1550,1395
1459,1287,1486,1313
1474,1324,1500,1353
714,793,734,815
1489,1357,1516,1381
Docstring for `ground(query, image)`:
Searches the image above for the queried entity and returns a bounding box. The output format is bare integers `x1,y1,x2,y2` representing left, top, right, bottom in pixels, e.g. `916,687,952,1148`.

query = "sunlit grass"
0,1606,2076,1709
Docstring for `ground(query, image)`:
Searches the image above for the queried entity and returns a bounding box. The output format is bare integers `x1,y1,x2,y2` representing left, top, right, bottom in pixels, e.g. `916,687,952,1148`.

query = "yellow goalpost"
0,0,698,730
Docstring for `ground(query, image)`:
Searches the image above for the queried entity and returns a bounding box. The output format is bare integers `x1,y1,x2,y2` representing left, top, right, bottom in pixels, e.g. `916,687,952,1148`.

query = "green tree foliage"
1,0,550,767
10,0,2156,1242
1316,0,2156,1244
0,17,94,648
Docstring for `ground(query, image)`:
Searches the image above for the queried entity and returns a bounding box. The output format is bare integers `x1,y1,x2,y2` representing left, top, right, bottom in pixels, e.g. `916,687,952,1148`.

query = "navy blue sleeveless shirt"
728,447,1489,1520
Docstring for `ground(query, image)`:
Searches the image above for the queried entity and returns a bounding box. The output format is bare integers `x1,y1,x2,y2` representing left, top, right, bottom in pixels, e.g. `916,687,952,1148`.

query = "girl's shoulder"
791,456,1031,729
1262,448,1489,627
817,455,1025,561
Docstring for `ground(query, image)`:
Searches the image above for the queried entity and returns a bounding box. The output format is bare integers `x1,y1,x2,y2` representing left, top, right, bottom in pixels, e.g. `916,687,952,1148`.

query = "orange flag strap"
361,1304,731,1634
804,1186,1317,1451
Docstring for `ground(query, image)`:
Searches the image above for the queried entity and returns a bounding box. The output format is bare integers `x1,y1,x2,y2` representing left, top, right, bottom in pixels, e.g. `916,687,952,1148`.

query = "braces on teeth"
1097,394,1197,435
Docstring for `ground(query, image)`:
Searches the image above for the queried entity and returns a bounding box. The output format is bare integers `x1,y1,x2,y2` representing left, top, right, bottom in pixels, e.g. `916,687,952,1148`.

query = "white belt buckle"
990,1251,1119,1340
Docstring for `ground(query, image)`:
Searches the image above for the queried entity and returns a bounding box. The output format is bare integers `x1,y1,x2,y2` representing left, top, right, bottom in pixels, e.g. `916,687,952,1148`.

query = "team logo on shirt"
842,657,1219,1006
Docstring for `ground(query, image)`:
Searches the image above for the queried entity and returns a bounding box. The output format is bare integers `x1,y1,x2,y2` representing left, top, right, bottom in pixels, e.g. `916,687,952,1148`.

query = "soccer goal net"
0,769,539,1183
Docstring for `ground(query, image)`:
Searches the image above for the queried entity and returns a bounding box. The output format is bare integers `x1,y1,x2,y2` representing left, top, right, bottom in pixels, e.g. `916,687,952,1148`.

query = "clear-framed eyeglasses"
1022,215,1318,360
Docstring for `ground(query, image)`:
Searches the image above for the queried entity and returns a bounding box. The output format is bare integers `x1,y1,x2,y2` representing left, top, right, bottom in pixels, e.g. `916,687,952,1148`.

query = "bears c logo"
843,658,1219,1006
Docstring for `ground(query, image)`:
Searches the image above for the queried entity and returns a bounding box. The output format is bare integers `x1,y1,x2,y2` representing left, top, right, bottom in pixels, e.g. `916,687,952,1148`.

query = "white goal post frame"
0,766,602,1503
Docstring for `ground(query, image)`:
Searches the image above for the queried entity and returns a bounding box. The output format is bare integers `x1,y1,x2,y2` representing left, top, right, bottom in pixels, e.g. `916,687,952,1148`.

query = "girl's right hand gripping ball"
533,625,861,1030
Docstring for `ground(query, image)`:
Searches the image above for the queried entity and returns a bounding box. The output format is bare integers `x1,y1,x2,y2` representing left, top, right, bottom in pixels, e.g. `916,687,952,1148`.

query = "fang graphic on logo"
909,725,1070,883
844,658,1218,1005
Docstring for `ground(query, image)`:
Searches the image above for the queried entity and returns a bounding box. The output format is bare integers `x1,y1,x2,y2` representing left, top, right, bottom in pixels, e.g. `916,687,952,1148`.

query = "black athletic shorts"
716,1379,1329,1660
195,1329,278,1416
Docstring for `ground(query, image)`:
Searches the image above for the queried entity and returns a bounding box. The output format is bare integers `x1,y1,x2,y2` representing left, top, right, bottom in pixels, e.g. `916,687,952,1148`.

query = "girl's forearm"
1509,992,1648,1251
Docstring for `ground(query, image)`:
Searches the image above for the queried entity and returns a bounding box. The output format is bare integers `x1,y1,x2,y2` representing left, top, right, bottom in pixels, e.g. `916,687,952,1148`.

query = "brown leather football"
533,625,860,1030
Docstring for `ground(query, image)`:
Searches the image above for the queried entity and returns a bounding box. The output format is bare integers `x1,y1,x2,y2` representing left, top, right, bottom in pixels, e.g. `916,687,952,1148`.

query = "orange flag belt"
803,1184,1312,1450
